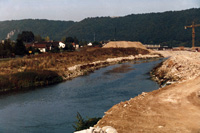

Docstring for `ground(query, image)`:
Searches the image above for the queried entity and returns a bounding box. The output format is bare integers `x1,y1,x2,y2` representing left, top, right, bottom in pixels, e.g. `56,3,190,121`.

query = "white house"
87,42,92,46
59,42,66,49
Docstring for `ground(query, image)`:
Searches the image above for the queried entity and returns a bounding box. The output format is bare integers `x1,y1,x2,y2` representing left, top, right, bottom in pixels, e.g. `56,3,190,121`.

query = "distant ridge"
0,8,200,47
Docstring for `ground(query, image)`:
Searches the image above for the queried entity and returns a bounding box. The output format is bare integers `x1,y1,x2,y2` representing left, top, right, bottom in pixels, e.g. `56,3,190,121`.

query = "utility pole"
114,27,116,41
94,33,96,42
185,22,200,47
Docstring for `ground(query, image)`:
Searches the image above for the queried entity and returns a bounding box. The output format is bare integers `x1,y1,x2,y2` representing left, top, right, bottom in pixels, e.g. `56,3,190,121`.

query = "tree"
45,36,50,42
17,31,35,43
34,35,43,42
65,37,74,43
74,36,79,44
51,46,60,53
4,39,13,53
0,39,14,58
61,37,66,42
0,43,4,57
14,39,27,56
64,43,74,51
79,40,88,47
92,41,102,47
64,37,77,51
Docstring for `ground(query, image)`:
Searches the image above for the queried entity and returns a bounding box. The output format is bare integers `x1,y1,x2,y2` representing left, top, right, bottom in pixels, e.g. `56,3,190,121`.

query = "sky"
0,0,199,22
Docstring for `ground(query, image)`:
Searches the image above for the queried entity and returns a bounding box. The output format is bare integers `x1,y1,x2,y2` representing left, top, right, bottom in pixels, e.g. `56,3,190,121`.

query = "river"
0,59,163,133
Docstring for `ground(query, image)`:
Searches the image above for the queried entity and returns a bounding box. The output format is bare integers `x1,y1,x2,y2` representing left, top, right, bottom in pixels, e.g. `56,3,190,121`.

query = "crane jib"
185,22,200,48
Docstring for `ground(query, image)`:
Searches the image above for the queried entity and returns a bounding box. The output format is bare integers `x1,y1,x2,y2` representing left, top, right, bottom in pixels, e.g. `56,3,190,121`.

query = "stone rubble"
153,51,200,85
74,126,117,133
65,54,160,81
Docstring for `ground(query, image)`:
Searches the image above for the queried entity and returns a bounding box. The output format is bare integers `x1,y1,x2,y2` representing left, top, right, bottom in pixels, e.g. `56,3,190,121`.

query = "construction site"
75,22,200,133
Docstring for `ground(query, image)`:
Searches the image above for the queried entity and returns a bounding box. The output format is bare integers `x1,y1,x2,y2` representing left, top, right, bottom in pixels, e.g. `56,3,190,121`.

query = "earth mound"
103,41,147,49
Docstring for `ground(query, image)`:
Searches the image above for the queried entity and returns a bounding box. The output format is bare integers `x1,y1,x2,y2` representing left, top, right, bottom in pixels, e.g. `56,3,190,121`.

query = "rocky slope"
152,51,200,85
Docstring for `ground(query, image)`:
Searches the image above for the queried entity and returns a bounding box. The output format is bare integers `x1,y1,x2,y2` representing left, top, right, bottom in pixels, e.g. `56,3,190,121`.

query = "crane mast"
185,22,200,48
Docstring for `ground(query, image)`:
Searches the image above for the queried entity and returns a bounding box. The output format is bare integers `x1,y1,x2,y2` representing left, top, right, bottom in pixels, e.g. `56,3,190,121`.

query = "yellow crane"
185,22,200,48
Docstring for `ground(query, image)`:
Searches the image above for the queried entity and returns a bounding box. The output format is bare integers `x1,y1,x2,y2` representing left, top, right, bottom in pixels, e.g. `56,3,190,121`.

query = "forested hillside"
0,19,75,41
66,8,200,46
0,8,200,46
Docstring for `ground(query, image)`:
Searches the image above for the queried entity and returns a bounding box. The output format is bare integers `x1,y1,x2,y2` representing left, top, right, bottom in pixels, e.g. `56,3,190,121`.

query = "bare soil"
103,41,147,50
96,51,200,133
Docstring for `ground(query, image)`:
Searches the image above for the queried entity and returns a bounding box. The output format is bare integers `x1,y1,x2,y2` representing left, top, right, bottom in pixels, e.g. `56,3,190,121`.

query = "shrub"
0,70,63,92
0,75,13,90
73,112,101,131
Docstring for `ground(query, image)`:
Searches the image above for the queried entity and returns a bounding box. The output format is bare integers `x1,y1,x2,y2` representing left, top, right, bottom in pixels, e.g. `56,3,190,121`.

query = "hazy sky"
0,0,199,21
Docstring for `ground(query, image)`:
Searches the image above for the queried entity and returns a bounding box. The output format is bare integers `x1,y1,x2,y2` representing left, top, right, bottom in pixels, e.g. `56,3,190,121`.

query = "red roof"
25,44,34,48
26,42,53,49
34,44,47,48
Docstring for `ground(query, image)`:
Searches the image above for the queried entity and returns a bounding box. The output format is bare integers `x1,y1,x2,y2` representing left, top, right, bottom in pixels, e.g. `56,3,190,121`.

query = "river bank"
152,51,200,86
95,51,200,133
0,47,161,94
62,53,160,81
0,57,163,133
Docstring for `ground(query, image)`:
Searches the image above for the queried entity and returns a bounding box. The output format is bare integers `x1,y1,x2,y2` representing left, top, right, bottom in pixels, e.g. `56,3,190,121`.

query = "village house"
71,42,79,49
58,42,65,49
87,42,93,47
26,41,66,53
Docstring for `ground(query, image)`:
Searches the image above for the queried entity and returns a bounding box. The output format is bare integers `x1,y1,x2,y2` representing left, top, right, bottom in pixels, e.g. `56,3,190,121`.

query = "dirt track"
96,51,200,133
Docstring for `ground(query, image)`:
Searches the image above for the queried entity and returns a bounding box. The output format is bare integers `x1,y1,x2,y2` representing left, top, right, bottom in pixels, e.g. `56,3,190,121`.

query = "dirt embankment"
152,51,200,85
103,41,147,50
64,54,160,81
95,51,200,133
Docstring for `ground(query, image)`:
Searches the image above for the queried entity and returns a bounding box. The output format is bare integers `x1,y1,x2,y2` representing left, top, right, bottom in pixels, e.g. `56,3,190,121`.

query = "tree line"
0,31,89,58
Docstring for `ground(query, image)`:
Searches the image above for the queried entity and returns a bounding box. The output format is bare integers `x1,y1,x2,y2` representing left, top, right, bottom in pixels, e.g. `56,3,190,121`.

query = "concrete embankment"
95,51,200,133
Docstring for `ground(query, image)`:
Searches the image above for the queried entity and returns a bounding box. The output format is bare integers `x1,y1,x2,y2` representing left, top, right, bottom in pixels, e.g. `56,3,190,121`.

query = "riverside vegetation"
73,112,101,131
0,47,157,94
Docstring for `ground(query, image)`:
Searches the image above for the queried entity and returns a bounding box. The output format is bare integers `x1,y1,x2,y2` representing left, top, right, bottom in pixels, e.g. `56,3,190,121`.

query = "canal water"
0,59,163,133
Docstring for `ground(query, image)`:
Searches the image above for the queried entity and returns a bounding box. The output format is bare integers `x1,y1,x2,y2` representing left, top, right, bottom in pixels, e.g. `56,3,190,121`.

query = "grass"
0,70,62,93
0,48,150,74
0,47,150,93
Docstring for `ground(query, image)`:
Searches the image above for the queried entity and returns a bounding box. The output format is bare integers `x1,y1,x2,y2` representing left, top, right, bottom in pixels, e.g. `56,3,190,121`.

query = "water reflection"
104,64,135,75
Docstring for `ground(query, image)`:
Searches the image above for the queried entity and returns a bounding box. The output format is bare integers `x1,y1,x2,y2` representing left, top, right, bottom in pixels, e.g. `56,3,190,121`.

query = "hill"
0,19,75,41
0,8,200,46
